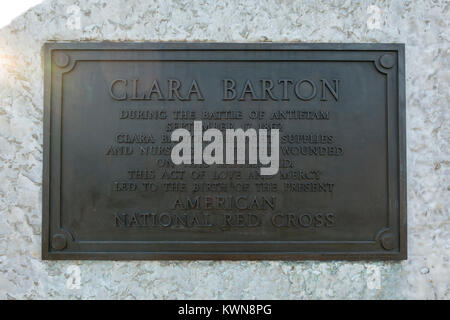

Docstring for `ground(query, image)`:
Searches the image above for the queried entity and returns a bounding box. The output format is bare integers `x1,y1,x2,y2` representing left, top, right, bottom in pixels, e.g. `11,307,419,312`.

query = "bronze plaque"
42,43,406,260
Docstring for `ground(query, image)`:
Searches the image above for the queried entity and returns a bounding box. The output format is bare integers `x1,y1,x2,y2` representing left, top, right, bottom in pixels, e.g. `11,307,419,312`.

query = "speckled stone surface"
0,0,448,299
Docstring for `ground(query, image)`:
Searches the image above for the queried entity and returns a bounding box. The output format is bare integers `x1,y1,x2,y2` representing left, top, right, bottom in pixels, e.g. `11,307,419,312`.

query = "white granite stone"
0,0,448,299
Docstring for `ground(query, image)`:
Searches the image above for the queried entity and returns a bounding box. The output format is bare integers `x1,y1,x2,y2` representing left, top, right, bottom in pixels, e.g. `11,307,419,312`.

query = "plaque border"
42,42,406,260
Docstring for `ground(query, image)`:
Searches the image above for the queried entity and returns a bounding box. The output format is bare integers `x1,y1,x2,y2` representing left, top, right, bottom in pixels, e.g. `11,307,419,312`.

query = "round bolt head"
53,52,70,68
379,54,395,69
52,234,67,250
381,233,394,250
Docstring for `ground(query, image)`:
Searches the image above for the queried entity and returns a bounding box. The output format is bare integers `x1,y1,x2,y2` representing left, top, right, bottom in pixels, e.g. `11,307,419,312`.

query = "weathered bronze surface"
42,43,406,260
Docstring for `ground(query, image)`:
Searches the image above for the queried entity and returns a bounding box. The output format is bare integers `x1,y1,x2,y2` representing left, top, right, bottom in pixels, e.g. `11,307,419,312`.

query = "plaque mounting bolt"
54,52,70,68
379,54,395,69
52,234,67,250
380,233,394,250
